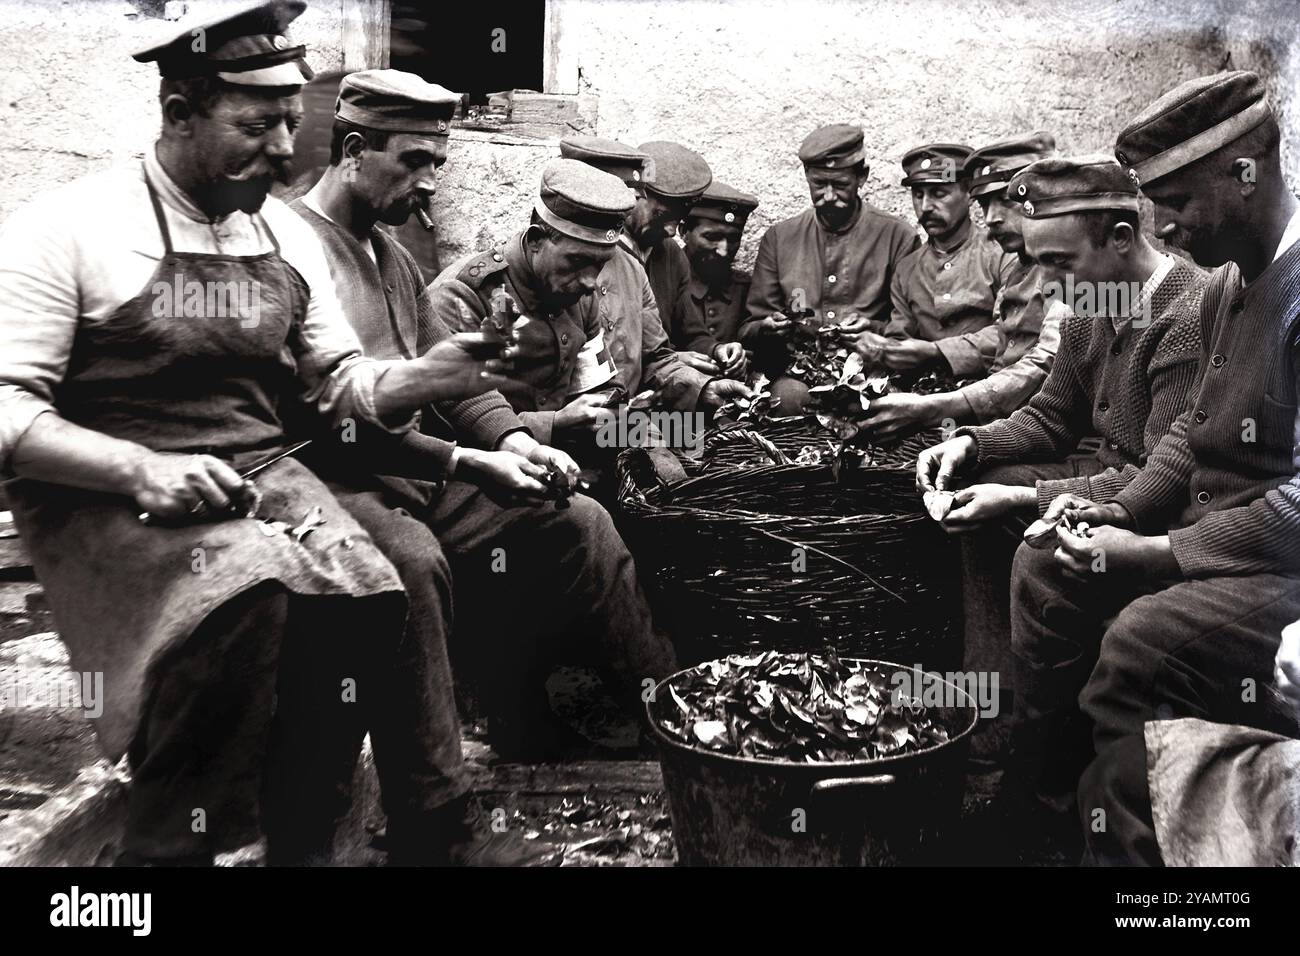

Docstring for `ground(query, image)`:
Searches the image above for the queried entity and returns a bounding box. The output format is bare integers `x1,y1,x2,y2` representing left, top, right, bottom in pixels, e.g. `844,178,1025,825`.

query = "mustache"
225,159,294,186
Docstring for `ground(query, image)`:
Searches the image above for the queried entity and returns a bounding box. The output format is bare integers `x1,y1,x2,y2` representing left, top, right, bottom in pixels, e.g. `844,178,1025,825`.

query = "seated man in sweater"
914,157,1207,772
855,134,1066,442
1008,72,1300,853
291,72,679,779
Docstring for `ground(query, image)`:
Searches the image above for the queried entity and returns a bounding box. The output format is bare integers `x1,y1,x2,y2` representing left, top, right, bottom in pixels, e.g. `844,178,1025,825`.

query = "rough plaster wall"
0,0,350,220
2,0,1297,270
440,0,1300,268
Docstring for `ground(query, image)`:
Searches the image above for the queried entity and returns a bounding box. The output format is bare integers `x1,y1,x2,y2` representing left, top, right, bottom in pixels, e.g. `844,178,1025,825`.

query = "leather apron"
6,167,404,761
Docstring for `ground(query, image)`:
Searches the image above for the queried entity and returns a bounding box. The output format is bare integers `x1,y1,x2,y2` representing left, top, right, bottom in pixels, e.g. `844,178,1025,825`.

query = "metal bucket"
648,659,978,866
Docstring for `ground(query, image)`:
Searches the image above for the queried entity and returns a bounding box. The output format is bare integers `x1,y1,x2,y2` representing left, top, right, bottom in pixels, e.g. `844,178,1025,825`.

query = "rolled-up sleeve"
0,198,81,470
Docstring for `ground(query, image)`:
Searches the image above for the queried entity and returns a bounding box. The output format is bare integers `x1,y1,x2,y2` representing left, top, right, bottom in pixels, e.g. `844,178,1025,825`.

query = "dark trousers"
426,481,678,723
1073,572,1300,864
125,582,406,862
1012,538,1300,815
959,453,1103,690
324,485,470,823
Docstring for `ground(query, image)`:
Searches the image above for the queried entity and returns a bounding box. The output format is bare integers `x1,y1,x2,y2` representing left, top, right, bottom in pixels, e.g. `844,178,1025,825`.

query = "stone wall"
438,0,1300,269
2,0,1297,272
0,0,373,220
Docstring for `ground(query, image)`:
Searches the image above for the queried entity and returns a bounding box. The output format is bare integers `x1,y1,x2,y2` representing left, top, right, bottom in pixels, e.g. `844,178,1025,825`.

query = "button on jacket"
884,226,1014,376
744,202,920,333
688,268,752,344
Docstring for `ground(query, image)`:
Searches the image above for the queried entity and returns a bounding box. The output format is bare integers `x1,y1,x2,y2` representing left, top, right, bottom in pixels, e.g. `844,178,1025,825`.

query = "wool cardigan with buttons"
1110,241,1300,578
960,257,1208,514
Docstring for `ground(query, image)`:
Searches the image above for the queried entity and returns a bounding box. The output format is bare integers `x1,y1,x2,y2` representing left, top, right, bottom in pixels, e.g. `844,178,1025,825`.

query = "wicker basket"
697,417,940,475
617,440,963,667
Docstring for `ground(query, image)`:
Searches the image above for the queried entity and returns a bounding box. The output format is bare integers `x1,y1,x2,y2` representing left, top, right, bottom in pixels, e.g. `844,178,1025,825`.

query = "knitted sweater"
1110,240,1300,578
961,257,1207,514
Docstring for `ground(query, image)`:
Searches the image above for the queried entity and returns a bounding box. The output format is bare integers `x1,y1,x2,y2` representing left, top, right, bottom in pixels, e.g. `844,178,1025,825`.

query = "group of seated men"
0,0,1295,866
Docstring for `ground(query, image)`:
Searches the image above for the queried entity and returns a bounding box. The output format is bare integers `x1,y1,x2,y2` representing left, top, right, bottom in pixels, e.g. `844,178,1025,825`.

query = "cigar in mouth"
415,198,435,231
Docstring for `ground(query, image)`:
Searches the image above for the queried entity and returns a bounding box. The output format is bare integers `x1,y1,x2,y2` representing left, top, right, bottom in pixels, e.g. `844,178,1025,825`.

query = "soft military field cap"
964,132,1058,198
133,0,312,86
1115,71,1272,187
535,158,636,245
688,181,759,225
799,124,866,169
559,135,653,186
1009,157,1140,219
636,141,712,199
901,143,972,186
335,70,460,135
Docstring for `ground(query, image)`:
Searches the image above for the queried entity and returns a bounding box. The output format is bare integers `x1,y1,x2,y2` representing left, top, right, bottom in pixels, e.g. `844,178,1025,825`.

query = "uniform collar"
504,231,548,316
928,217,973,257
619,233,650,265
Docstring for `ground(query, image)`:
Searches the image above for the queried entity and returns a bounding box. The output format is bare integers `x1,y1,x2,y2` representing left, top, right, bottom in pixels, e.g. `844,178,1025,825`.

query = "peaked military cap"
132,0,312,86
1009,156,1140,219
901,143,973,186
335,70,460,136
964,132,1058,198
636,141,712,199
534,158,636,246
559,135,652,186
688,180,759,226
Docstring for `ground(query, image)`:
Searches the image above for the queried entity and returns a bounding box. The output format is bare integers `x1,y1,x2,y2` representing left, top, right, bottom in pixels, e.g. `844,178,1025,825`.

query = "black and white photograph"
0,0,1296,934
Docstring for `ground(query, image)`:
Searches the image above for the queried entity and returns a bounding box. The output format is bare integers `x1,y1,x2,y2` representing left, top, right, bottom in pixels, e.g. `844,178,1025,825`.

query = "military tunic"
631,235,721,356
884,227,1014,376
688,268,752,344
597,244,710,408
430,232,611,446
744,202,920,332
948,256,1068,423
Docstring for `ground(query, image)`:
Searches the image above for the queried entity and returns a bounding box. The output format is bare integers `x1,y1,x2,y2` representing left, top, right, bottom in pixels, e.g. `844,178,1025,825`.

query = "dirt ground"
2,574,1072,867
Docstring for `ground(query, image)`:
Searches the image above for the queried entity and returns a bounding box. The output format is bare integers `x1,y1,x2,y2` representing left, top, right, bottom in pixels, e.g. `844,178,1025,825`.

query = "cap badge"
1016,183,1027,196
437,120,448,132
982,165,991,176
1127,167,1141,188
605,229,617,241
632,170,641,181
724,211,735,223
1023,201,1035,216
272,35,290,50
920,158,932,170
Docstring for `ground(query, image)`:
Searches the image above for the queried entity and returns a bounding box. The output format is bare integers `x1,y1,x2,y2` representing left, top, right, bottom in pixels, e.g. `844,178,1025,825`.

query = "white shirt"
1273,204,1300,263
0,149,410,468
